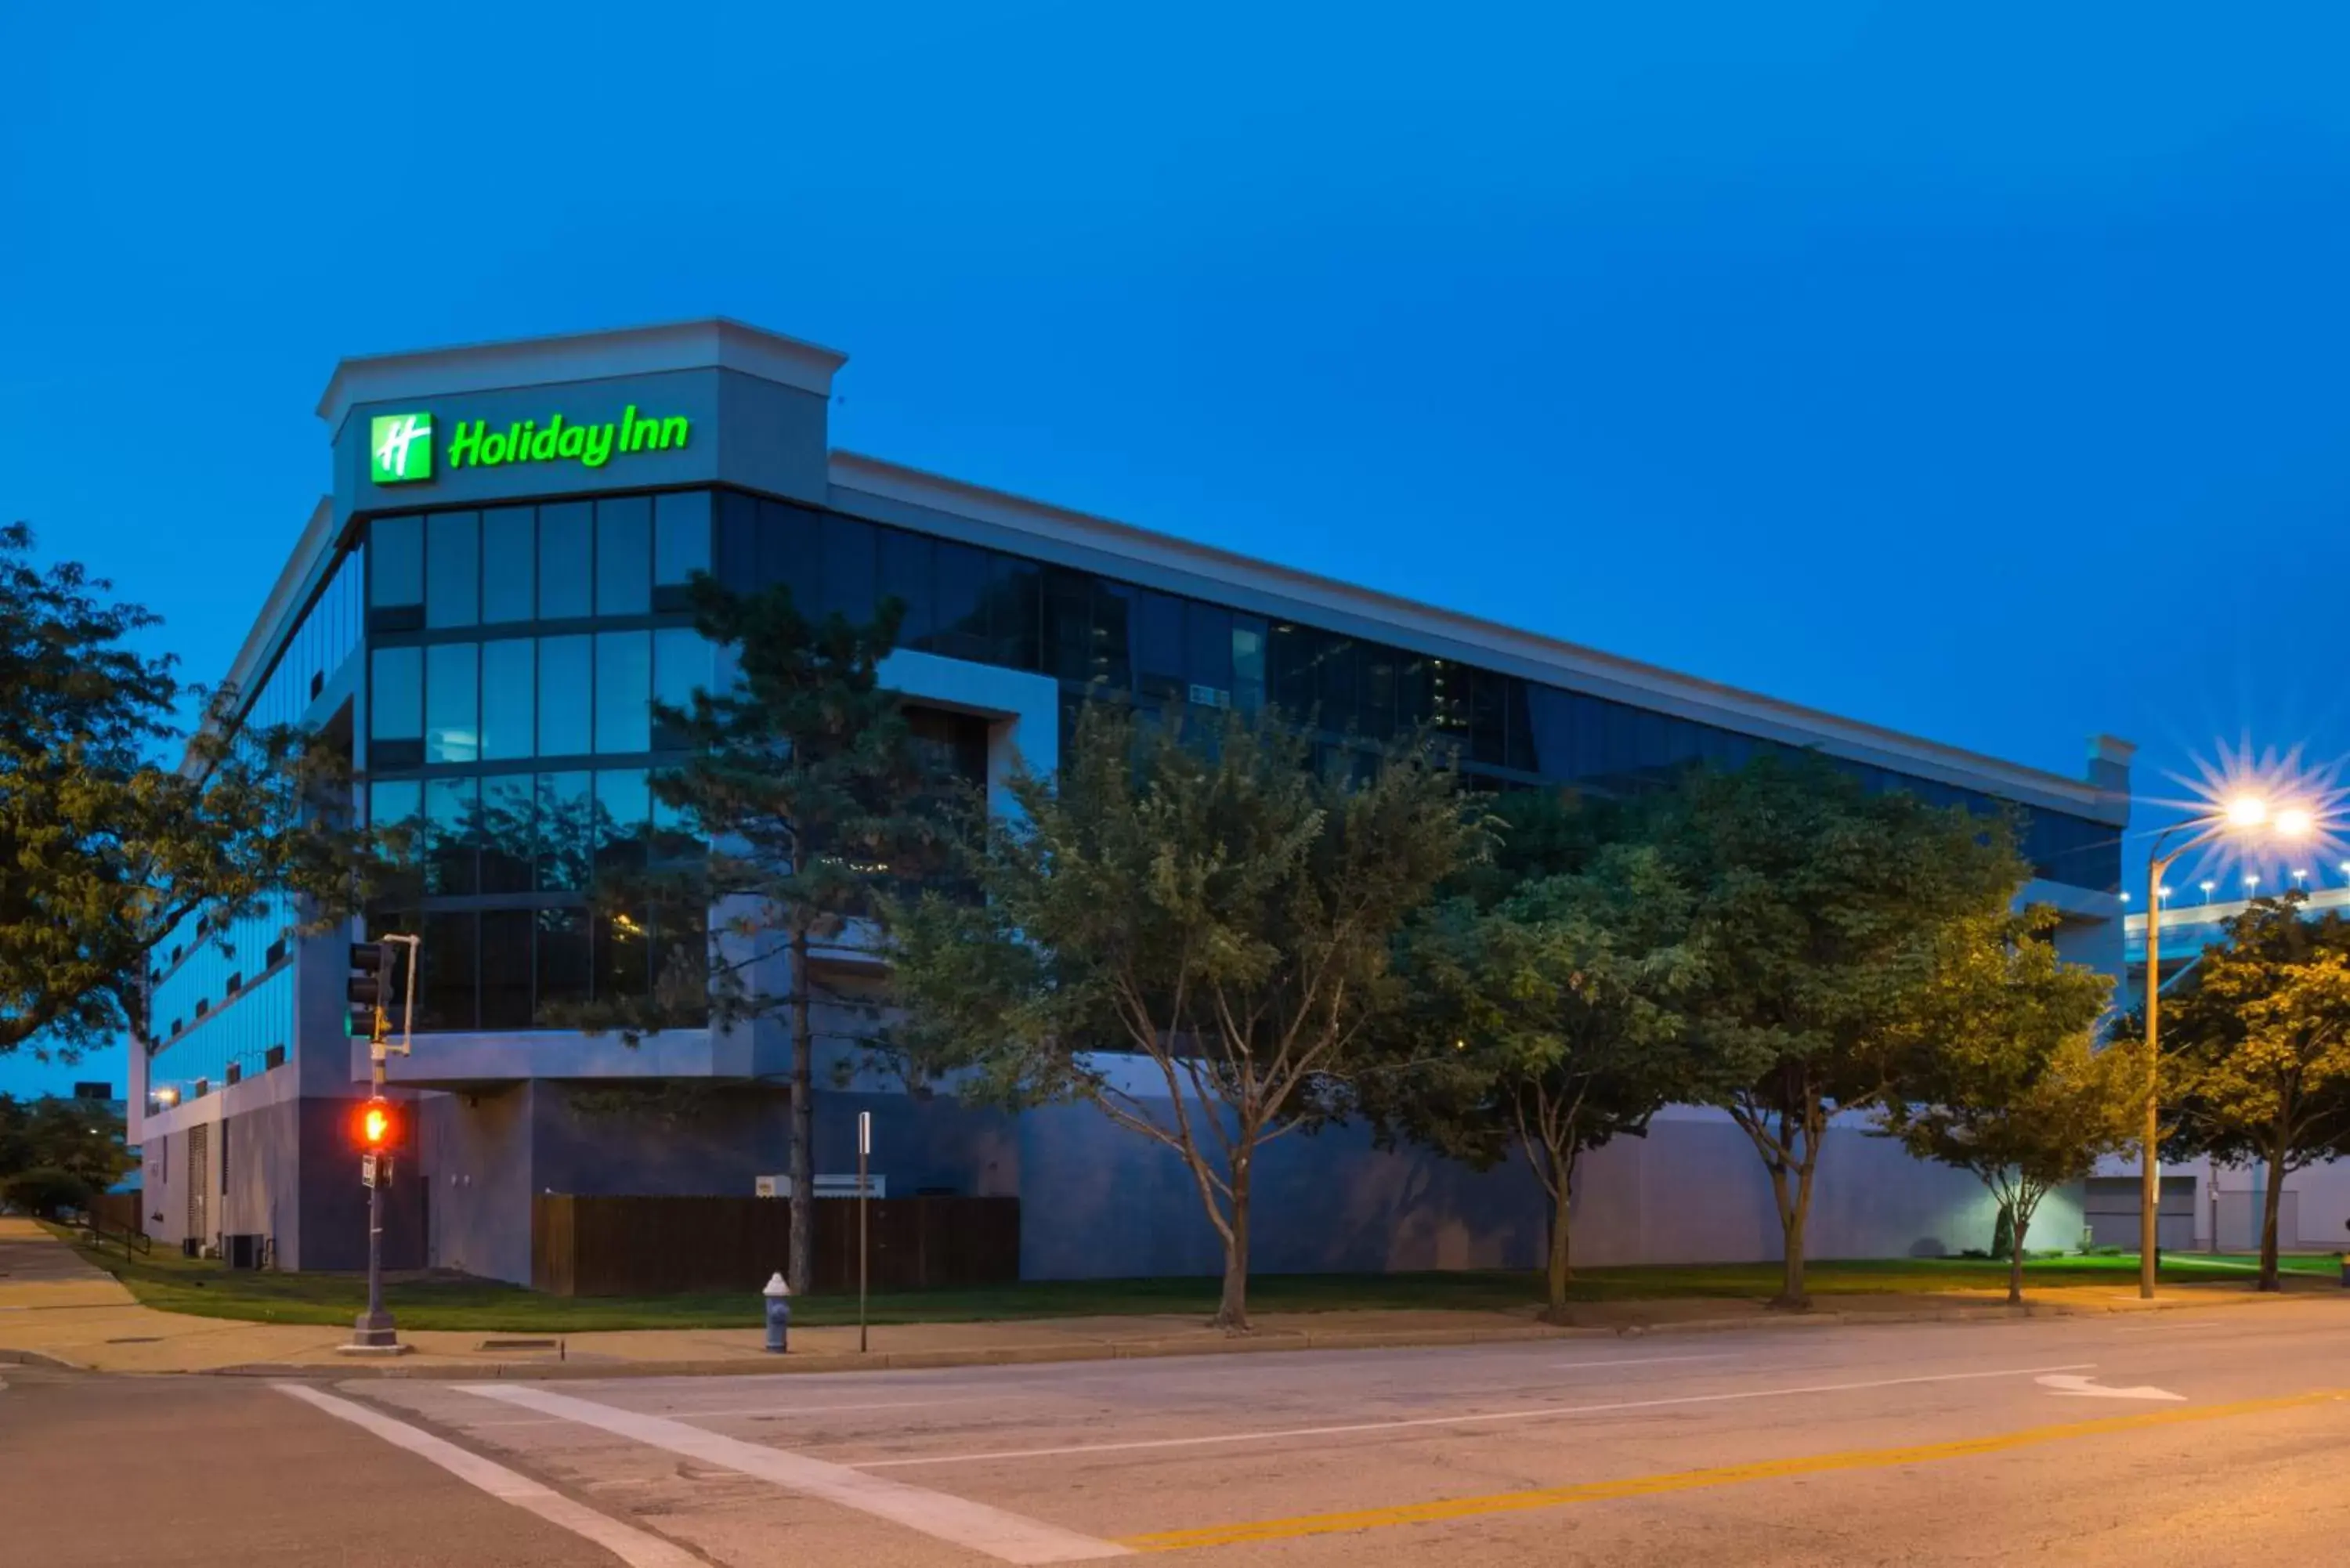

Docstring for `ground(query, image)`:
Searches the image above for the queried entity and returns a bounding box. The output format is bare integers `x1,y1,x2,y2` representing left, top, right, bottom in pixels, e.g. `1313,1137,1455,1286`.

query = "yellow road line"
1119,1388,2350,1553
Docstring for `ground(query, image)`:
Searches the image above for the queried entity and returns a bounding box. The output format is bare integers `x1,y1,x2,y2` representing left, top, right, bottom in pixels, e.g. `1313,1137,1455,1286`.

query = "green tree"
1660,757,2029,1307
601,578,963,1294
2160,895,2350,1290
0,1093,132,1190
889,703,1478,1330
0,525,384,1060
1378,840,1712,1319
1877,909,2123,1303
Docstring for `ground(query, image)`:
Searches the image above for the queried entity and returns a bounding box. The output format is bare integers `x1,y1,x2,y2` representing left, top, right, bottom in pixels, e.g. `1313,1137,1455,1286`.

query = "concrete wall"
1010,1100,2077,1281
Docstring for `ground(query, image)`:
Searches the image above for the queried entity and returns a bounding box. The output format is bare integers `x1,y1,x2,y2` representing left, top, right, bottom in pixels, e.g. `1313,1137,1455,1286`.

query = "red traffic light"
351,1097,401,1151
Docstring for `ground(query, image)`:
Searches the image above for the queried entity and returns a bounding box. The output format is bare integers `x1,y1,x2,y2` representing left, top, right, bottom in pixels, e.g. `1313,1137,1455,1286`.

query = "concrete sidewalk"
0,1216,2330,1378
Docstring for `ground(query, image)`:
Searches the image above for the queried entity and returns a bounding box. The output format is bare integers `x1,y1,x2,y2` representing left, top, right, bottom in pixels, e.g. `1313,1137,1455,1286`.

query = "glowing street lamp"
2138,789,2320,1300
2200,880,2217,903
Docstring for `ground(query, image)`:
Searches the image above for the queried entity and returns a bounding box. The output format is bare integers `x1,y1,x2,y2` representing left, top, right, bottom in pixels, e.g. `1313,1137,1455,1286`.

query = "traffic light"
351,1096,402,1153
346,941,393,1039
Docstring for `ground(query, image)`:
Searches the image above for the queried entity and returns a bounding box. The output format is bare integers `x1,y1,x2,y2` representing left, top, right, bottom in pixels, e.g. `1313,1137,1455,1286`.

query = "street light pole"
2136,793,2316,1300
2142,832,2186,1301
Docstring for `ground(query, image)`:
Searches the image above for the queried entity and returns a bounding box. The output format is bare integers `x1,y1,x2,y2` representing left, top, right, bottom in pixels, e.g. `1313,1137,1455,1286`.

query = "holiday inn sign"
369,406,692,485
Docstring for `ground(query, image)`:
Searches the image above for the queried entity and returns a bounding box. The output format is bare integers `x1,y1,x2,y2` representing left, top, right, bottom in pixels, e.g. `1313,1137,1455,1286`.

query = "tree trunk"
2008,1198,2030,1306
1777,1176,1812,1308
788,930,815,1296
1542,1145,1578,1322
2259,1141,2287,1293
1213,1169,1251,1332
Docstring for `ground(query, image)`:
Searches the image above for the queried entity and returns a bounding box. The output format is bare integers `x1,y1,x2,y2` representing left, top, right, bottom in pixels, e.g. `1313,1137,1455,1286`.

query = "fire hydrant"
763,1272,791,1353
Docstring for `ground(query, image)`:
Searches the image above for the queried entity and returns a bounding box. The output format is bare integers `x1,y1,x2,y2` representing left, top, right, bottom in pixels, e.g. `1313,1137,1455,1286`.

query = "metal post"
858,1110,871,1355
2141,849,2165,1300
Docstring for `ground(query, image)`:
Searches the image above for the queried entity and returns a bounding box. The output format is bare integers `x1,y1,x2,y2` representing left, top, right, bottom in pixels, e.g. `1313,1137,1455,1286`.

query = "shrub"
2,1166,93,1219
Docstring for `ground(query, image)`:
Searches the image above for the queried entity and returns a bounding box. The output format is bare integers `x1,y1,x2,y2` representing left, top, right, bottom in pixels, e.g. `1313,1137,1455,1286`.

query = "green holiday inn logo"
370,413,434,483
367,405,692,486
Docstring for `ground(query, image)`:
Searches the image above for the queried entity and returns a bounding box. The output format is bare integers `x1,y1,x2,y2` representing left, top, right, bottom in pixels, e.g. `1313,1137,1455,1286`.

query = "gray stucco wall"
410,1078,2084,1288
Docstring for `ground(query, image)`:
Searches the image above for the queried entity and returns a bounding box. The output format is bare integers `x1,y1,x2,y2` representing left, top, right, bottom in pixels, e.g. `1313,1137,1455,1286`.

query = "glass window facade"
342,479,2117,1043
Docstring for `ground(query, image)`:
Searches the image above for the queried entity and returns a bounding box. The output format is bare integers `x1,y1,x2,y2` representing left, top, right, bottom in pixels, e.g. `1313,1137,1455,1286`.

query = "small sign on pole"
857,1111,872,1354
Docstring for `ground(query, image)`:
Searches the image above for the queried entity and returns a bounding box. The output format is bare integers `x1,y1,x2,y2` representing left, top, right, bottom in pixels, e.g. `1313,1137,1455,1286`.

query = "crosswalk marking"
461,1382,1131,1564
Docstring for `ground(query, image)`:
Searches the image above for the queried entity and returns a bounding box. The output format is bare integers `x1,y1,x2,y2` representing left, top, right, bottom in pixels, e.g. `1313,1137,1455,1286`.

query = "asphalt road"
11,1301,2350,1566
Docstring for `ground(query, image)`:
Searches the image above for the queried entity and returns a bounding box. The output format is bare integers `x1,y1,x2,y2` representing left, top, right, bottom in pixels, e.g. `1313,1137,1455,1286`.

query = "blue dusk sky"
5,3,2348,1095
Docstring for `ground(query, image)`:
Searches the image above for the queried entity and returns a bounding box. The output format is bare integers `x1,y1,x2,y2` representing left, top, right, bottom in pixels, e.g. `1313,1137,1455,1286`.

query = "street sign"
360,1154,378,1188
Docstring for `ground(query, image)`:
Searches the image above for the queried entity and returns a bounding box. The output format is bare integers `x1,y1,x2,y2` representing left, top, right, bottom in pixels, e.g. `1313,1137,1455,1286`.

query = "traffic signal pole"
342,934,419,1357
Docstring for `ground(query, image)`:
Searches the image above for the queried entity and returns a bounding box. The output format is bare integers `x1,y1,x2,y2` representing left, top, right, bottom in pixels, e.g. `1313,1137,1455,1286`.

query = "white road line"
642,1396,987,1419
462,1382,1131,1564
851,1361,2100,1469
2113,1321,2225,1333
273,1384,700,1568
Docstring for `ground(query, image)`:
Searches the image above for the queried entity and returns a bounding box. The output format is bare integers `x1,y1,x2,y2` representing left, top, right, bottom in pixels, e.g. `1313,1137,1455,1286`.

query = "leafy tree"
2,1167,92,1219
0,1093,134,1190
1377,840,1712,1318
2160,895,2350,1290
1658,757,2028,1306
1877,909,2123,1302
889,703,1478,1330
588,579,963,1294
0,524,385,1060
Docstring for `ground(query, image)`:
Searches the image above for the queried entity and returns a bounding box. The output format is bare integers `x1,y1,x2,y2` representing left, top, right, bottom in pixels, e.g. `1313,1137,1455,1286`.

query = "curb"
196,1290,2336,1381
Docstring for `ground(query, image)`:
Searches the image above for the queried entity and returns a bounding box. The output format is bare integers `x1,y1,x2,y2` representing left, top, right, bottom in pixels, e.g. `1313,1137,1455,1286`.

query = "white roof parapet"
316,317,848,435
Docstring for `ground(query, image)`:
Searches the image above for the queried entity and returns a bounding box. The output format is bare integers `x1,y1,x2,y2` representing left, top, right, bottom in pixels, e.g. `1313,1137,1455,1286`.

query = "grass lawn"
55,1226,2332,1333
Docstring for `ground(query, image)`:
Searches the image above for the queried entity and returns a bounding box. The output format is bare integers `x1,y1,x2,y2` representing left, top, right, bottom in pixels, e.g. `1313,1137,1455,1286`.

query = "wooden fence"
530,1194,1020,1297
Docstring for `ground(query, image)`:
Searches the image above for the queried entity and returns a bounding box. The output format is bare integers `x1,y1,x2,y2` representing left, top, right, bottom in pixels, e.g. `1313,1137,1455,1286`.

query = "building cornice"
316,317,848,435
828,450,2126,820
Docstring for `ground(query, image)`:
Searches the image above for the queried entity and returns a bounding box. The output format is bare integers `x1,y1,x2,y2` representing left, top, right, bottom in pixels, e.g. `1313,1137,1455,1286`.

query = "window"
988,555,1040,669
538,502,592,619
369,647,423,769
537,771,593,891
758,499,819,609
1231,616,1267,712
370,779,422,829
907,706,989,788
479,772,535,894
595,497,651,615
817,514,876,623
714,490,760,587
931,540,989,661
418,911,478,1031
425,777,479,895
594,631,650,753
481,508,535,623
368,516,424,630
480,909,533,1030
423,642,479,763
652,629,708,750
596,906,651,1005
594,768,650,878
878,528,935,644
653,491,712,610
1186,604,1234,696
479,638,535,762
425,511,479,628
537,634,592,756
534,907,591,1022
1133,591,1185,700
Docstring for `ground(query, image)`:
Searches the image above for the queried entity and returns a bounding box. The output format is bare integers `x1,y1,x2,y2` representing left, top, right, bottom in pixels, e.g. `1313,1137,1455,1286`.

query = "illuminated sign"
367,405,691,485
370,414,434,483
